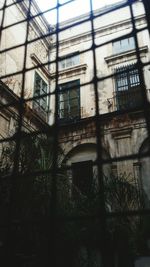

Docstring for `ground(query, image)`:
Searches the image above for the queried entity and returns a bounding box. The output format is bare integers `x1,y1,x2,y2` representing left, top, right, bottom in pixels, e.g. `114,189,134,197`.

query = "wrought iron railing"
58,106,81,123
108,86,143,112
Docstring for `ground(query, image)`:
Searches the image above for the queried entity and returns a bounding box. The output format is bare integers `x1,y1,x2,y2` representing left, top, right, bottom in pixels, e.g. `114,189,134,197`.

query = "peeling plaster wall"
0,1,51,138
50,1,150,185
50,0,149,122
58,112,149,181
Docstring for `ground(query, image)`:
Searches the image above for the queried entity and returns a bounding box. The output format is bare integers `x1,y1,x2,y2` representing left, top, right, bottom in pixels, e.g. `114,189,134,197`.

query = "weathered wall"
0,0,51,140
0,0,50,104
50,0,150,122
50,0,150,186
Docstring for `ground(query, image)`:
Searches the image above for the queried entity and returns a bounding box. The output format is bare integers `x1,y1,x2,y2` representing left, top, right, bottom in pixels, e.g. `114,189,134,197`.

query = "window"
33,72,48,112
113,37,135,54
115,64,142,110
58,79,80,121
72,161,93,196
59,52,80,70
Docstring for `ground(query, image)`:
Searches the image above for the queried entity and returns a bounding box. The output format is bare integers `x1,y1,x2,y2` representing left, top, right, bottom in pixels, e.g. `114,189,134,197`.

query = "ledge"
51,64,87,79
110,126,133,139
30,54,51,79
105,46,148,66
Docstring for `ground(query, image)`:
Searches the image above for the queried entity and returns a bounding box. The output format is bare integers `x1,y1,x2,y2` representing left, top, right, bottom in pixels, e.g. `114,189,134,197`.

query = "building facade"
50,0,150,206
0,0,150,266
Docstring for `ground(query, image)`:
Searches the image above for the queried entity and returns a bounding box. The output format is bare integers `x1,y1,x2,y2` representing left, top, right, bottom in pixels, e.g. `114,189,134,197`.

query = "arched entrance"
63,143,111,196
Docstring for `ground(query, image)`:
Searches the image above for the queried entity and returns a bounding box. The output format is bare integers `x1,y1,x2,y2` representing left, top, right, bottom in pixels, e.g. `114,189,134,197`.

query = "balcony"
108,86,143,112
58,106,81,124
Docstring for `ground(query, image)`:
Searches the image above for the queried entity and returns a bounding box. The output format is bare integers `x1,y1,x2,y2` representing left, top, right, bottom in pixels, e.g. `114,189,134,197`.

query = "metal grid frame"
0,0,150,266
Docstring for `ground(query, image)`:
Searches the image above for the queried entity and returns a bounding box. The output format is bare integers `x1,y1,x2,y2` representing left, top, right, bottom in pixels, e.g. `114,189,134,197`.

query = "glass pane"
121,38,129,51
59,97,68,118
113,40,121,54
40,98,47,110
42,81,47,93
59,91,68,102
70,106,79,118
58,80,80,120
113,37,135,54
72,54,80,65
69,88,79,99
34,74,41,95
66,58,72,68
129,37,135,50
59,59,66,70
70,98,78,108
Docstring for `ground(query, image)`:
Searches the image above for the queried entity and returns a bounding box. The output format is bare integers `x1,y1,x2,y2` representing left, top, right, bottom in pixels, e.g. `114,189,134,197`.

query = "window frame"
115,64,142,110
58,79,80,122
112,37,135,55
33,71,48,112
59,52,80,70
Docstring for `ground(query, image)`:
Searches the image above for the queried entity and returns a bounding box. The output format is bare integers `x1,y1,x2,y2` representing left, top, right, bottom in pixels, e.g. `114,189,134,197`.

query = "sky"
35,0,122,24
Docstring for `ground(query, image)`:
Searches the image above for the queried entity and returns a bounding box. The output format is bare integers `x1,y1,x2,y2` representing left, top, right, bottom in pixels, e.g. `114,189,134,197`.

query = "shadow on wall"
139,138,150,208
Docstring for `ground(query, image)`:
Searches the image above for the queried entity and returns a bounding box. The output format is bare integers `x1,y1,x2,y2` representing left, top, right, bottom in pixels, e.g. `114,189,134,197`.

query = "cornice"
52,14,146,49
30,53,51,79
110,126,133,139
104,46,148,66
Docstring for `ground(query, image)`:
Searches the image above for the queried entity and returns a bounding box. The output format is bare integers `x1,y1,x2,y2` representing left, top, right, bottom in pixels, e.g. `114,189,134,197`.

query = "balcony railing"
58,106,81,123
108,87,143,112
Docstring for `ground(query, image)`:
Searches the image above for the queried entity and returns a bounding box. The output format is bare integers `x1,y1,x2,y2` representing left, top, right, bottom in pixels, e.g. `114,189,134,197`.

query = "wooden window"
58,79,80,122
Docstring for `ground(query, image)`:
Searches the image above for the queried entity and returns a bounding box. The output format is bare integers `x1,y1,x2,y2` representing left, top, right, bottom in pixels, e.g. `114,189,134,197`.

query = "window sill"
105,46,148,66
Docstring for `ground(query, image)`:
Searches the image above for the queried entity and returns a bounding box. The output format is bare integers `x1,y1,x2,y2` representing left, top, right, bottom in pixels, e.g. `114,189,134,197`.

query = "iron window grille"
115,64,142,111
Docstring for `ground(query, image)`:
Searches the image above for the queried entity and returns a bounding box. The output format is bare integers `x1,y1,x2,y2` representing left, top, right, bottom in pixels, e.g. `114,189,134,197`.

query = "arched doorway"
63,143,111,196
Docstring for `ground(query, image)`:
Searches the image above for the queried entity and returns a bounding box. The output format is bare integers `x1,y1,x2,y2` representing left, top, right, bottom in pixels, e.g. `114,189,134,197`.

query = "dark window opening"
72,160,93,196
